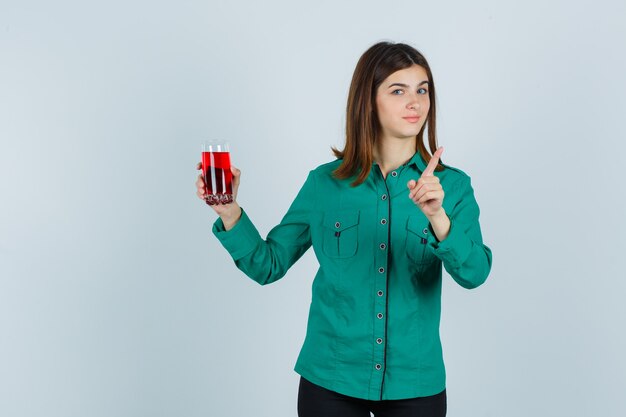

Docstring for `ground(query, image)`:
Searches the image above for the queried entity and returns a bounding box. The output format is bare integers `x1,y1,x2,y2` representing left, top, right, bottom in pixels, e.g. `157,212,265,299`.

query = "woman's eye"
418,88,428,94
392,89,403,95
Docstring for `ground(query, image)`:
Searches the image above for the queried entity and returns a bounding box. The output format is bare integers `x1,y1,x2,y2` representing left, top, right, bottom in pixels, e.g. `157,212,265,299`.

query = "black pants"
297,377,447,417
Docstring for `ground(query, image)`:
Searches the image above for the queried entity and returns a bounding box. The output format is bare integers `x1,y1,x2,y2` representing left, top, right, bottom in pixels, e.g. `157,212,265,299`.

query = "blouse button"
377,290,384,297
379,243,386,250
391,171,398,177
378,267,385,274
380,218,387,225
375,364,382,370
381,194,387,200
377,313,383,319
423,228,428,234
335,222,341,228
376,338,383,344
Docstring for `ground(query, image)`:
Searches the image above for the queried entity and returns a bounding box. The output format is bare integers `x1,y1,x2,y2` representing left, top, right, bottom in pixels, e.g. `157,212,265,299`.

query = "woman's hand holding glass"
196,163,242,230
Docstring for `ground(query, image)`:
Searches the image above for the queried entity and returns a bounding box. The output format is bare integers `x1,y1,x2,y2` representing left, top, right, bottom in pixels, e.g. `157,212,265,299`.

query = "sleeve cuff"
426,217,473,269
212,208,263,261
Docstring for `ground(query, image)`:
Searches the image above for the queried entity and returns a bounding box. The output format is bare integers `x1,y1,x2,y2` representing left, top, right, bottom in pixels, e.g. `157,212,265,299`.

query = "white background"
1,1,625,416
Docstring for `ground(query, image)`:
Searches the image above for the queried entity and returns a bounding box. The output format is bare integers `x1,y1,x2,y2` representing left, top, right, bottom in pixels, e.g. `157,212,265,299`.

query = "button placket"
372,173,390,391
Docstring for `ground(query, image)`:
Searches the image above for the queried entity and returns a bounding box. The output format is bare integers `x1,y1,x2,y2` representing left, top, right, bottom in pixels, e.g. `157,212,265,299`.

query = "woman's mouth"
403,116,421,123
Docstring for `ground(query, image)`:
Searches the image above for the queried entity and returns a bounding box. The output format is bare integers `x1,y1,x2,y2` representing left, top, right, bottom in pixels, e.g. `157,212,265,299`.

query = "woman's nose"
406,92,419,110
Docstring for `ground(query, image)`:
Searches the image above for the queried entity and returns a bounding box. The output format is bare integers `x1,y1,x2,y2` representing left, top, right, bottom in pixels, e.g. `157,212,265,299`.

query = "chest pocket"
322,210,360,259
406,215,436,265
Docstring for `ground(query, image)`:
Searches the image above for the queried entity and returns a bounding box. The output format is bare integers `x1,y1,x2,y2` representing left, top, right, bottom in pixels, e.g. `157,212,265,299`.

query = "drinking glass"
201,141,233,205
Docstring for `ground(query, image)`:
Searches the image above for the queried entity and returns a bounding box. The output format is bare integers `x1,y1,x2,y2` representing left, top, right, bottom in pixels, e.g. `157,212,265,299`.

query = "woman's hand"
407,147,445,218
196,163,242,229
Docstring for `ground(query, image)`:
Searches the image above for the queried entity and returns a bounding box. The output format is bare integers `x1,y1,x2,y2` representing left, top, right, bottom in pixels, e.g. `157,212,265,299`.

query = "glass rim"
202,140,230,152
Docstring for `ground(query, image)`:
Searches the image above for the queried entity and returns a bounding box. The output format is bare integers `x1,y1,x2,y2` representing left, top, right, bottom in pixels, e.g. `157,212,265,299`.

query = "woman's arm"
218,203,243,231
427,176,493,289
212,171,316,285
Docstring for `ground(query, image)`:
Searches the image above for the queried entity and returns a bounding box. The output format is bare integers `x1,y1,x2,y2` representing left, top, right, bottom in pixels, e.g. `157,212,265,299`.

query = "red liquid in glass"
201,151,233,205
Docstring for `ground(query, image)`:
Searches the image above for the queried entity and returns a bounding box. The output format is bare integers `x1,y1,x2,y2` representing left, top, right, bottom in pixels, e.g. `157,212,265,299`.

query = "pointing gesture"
407,147,445,218
422,146,444,177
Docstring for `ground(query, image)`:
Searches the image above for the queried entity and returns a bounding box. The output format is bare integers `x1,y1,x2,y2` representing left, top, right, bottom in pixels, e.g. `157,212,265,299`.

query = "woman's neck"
373,136,417,178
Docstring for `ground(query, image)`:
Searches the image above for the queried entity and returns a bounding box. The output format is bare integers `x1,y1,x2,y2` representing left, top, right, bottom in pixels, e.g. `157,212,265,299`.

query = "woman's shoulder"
440,161,469,178
439,160,473,190
301,159,353,189
308,159,342,178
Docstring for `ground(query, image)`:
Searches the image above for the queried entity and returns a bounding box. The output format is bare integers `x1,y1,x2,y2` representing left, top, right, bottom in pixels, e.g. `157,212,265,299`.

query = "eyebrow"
387,81,430,88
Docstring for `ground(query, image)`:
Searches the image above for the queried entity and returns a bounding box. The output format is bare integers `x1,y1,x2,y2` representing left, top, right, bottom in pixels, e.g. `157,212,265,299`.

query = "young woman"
196,41,493,417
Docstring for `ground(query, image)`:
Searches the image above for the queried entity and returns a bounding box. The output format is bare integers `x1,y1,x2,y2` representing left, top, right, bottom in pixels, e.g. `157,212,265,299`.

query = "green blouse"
212,151,493,401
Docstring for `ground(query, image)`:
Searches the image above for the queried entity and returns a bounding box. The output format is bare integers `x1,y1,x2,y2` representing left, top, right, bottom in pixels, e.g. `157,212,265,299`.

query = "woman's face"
375,64,430,142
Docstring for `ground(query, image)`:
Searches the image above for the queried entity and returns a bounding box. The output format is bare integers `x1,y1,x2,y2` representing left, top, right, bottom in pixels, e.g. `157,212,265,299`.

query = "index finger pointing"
422,146,444,177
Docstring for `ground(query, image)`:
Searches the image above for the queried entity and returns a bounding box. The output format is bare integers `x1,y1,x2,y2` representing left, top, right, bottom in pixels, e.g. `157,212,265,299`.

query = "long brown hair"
332,41,443,186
